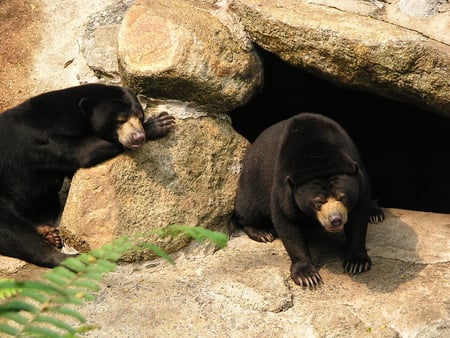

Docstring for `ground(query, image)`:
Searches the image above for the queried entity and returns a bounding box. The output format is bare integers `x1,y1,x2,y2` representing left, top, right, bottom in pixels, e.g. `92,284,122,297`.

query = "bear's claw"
290,262,323,288
292,271,323,289
35,225,63,249
344,260,371,275
242,226,276,243
369,201,385,224
144,112,176,140
369,214,384,224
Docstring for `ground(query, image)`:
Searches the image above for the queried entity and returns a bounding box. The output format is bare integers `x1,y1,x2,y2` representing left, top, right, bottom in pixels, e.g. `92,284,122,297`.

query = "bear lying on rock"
232,112,384,288
0,84,175,267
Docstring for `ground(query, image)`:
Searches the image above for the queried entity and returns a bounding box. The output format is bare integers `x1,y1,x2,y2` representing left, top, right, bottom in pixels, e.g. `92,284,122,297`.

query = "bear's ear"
78,97,93,118
286,176,295,188
353,161,360,174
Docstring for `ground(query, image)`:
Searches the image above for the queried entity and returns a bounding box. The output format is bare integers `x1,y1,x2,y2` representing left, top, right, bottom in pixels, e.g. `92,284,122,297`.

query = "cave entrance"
229,48,450,214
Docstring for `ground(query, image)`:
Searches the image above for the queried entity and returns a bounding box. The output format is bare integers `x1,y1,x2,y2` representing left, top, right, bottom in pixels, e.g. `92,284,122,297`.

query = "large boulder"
60,105,248,260
229,0,450,116
117,0,263,113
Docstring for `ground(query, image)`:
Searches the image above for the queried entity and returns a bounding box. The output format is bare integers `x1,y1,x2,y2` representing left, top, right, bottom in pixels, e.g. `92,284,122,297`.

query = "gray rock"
80,0,133,84
398,0,440,18
229,0,450,116
74,208,450,338
117,0,263,113
60,104,249,259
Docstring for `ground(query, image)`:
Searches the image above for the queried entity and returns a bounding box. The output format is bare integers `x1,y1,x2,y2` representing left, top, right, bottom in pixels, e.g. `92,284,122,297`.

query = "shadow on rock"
302,208,423,293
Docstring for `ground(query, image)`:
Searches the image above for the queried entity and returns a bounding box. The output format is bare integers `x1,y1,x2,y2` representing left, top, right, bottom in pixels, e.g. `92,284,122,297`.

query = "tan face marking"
117,116,145,149
316,197,348,233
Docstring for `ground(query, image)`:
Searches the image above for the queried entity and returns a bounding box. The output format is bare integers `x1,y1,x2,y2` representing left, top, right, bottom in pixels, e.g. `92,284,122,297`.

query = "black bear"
0,84,175,267
231,112,384,288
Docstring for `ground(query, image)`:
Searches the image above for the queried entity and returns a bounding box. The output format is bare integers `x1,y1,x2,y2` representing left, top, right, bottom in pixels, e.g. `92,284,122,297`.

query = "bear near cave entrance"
230,48,450,215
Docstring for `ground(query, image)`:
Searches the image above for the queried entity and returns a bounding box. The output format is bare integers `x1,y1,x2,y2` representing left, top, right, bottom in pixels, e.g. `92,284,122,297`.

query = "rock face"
61,0,449,256
117,0,263,113
60,108,248,259
76,209,450,338
229,0,450,116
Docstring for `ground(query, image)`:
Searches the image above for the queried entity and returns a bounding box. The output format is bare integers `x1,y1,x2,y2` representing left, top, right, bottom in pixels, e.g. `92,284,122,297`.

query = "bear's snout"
130,131,145,146
329,215,343,228
316,199,348,233
117,116,146,149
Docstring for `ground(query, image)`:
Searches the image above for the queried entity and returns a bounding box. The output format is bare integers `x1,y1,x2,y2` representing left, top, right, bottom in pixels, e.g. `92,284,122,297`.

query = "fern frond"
156,224,229,250
0,279,22,300
139,242,174,263
0,322,20,336
46,306,85,323
0,226,228,337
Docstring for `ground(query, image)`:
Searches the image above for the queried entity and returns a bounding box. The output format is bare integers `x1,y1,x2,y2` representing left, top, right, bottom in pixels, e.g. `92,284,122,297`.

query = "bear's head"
291,174,360,232
79,88,146,149
284,142,361,232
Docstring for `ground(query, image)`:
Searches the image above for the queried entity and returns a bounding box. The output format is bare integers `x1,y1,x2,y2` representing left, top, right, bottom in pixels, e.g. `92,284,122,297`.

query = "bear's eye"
312,197,324,210
117,117,128,125
336,192,347,203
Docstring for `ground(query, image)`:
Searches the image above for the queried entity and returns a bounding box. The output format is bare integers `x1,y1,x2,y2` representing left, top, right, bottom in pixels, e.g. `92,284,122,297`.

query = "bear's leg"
143,112,176,140
272,211,322,288
343,215,372,275
35,225,63,249
0,221,74,268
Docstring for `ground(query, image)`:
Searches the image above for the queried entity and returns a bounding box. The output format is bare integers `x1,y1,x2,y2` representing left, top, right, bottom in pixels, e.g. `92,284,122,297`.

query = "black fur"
0,84,174,267
232,113,383,288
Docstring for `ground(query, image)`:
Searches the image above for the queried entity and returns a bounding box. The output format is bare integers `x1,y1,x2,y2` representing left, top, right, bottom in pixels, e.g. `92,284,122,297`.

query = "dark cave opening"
229,47,450,214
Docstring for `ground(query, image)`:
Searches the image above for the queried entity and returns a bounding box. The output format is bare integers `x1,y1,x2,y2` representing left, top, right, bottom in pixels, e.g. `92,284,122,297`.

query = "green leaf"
90,259,116,272
80,270,104,281
60,257,86,272
0,322,20,336
101,251,123,262
70,280,99,291
42,272,69,287
18,281,64,296
0,300,39,314
0,279,23,299
1,311,29,325
139,243,174,264
161,225,228,249
52,295,84,306
34,315,76,334
51,266,77,280
202,230,228,249
23,325,62,338
19,289,48,304
47,306,86,323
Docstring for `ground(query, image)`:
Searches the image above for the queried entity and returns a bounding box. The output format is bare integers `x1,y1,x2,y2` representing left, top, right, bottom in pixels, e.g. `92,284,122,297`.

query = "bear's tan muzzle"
316,198,348,232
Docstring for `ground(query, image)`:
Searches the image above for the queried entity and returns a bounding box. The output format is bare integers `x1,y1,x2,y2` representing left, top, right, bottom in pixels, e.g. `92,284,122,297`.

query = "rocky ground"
0,1,449,337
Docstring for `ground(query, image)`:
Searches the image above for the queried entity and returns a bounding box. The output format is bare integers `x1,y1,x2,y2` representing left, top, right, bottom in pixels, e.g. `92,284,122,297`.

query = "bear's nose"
132,132,145,145
329,215,343,228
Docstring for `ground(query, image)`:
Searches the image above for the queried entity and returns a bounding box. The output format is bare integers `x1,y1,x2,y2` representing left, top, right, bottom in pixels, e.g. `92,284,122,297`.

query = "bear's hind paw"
35,225,63,249
368,200,385,224
242,226,276,243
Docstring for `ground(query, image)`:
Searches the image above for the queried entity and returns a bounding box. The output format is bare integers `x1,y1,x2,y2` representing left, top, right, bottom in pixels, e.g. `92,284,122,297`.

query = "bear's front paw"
343,255,371,275
290,262,322,288
144,112,176,140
